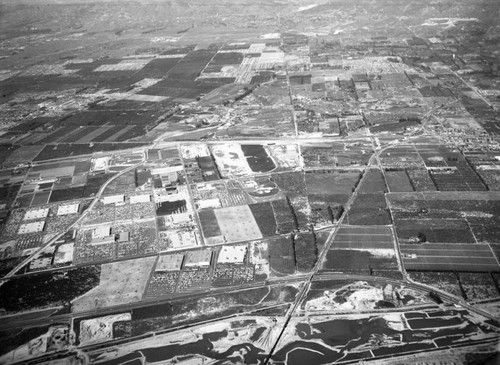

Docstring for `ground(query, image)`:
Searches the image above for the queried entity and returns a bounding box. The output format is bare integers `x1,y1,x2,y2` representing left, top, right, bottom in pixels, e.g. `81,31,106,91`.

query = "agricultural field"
346,193,392,225
12,158,112,208
198,209,223,244
384,170,414,192
406,169,437,191
429,166,487,192
33,143,147,162
271,198,298,234
322,247,399,277
458,272,499,302
293,232,319,272
2,5,500,364
388,192,500,245
465,153,500,190
304,170,360,226
357,168,387,194
332,226,395,250
301,143,336,168
394,219,476,244
379,145,425,169
267,235,296,276
3,146,45,167
334,140,373,167
248,202,278,237
271,172,310,229
401,242,499,272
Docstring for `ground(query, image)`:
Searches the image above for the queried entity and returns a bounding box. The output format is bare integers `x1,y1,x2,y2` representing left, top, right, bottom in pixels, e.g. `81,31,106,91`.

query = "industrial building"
184,249,212,267
130,194,151,204
156,253,184,271
18,221,46,234
57,203,80,216
217,245,247,264
23,208,49,221
101,195,125,205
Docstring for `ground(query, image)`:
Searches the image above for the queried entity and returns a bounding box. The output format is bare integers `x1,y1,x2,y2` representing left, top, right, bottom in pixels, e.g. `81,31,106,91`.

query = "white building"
93,226,111,238
23,208,49,221
184,250,212,267
197,198,221,210
156,254,184,271
150,166,183,175
217,245,247,264
166,230,198,249
130,195,151,204
170,212,191,225
18,221,45,234
57,203,80,216
101,195,125,205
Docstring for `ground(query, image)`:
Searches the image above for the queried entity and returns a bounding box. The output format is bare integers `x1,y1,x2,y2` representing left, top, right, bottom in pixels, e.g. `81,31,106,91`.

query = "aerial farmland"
1,0,500,364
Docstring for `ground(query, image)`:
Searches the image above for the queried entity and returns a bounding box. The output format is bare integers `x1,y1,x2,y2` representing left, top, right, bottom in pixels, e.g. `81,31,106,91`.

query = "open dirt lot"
72,256,156,312
214,205,262,243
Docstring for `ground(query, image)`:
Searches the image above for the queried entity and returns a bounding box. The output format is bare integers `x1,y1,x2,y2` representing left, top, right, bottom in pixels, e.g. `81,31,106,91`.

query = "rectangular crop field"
305,171,361,195
323,249,399,273
346,194,391,225
249,202,277,237
394,219,476,244
4,145,44,166
385,170,414,192
294,233,318,272
271,199,297,234
332,226,394,249
268,236,295,275
406,169,437,191
357,168,387,194
198,209,222,238
400,243,499,272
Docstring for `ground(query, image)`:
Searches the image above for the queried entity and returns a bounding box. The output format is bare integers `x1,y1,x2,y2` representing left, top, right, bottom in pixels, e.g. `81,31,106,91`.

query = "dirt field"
214,205,262,243
72,256,156,312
